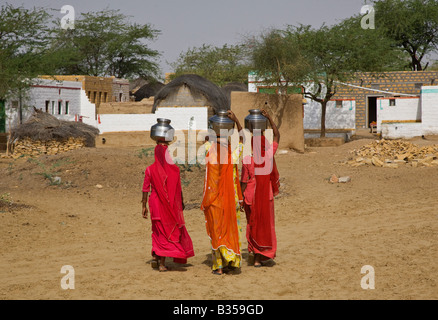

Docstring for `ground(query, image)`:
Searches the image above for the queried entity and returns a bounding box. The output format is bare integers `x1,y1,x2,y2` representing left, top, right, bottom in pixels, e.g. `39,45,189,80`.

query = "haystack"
152,74,230,113
9,108,100,147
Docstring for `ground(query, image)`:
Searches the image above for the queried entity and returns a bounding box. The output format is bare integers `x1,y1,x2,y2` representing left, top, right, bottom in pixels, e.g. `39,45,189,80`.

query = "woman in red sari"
141,141,195,272
241,109,280,267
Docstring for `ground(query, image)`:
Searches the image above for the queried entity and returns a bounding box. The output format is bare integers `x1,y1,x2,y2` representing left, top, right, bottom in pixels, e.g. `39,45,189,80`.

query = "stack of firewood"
0,137,85,159
344,139,438,168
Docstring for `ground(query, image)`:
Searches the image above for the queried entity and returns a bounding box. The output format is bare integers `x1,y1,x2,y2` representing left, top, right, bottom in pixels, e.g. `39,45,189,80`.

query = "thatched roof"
221,82,248,100
129,78,149,92
133,81,165,101
152,74,230,113
9,108,100,147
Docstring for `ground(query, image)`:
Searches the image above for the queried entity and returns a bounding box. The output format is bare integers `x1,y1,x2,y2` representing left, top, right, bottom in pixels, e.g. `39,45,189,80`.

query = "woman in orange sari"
241,109,280,267
142,141,195,272
202,110,244,275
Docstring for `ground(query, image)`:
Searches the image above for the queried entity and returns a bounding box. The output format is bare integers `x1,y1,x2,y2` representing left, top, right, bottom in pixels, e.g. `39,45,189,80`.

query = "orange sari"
201,141,243,270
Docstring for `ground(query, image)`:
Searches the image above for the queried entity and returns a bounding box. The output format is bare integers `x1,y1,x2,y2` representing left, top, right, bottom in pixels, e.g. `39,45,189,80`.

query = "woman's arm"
261,109,280,144
141,192,149,219
181,191,185,210
227,110,244,143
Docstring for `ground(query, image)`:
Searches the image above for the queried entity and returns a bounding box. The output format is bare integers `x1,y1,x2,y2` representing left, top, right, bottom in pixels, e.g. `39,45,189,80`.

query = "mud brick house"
40,75,129,111
249,70,438,138
333,71,438,130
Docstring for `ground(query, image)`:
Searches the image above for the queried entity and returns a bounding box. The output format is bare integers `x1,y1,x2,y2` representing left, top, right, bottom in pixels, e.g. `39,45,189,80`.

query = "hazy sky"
6,0,368,76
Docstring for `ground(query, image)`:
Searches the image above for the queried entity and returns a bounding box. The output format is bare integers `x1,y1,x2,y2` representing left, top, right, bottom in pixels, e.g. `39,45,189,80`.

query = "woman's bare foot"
158,256,168,272
254,254,262,268
151,255,159,269
159,265,168,272
212,268,223,275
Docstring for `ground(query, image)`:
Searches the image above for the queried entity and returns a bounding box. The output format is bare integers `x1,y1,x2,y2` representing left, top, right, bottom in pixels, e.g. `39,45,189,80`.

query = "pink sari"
142,144,194,263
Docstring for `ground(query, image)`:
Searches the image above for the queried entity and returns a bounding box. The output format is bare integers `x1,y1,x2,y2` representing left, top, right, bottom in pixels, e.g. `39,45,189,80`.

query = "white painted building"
248,71,356,139
4,78,83,132
3,78,209,136
379,86,438,139
96,107,208,134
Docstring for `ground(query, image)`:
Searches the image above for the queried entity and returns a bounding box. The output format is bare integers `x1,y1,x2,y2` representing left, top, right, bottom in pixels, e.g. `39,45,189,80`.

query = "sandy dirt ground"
0,135,437,300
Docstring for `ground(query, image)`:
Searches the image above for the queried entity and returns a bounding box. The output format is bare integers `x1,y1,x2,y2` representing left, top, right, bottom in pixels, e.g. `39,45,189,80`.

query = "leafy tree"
372,0,438,71
53,9,161,79
170,44,251,86
247,29,310,128
0,4,55,100
250,17,403,137
0,4,63,123
430,60,438,70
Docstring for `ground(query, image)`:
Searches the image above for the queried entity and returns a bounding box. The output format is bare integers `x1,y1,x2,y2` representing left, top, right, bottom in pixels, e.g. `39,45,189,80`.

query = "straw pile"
344,139,438,168
9,108,99,146
2,108,99,158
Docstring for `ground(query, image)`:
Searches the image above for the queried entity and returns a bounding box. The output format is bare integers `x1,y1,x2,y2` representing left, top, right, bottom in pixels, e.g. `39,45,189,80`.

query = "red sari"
241,136,279,260
142,144,194,264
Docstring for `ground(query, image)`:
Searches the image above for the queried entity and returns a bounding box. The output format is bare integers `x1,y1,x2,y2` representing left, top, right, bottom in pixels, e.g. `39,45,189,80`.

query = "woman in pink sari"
141,141,195,272
241,109,280,267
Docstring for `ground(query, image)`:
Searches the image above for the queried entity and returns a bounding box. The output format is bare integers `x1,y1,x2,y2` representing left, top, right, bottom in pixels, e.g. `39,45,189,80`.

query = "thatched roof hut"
221,82,248,100
133,81,165,101
9,108,100,147
152,74,230,113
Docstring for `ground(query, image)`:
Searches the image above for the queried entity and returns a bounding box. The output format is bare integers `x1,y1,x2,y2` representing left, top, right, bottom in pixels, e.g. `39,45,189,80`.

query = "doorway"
367,96,383,128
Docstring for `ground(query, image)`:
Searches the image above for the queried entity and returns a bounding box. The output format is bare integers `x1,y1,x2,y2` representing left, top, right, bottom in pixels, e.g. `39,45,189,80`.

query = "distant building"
249,70,438,138
2,78,87,132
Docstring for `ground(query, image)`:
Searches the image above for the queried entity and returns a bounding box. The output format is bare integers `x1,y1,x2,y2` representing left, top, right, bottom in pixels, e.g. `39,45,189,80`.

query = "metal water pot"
245,109,268,133
208,110,234,136
150,118,174,142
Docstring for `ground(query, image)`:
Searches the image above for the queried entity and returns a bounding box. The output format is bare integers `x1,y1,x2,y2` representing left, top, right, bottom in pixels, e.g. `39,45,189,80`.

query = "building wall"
421,86,438,136
377,85,438,139
249,70,438,130
230,91,305,152
376,97,421,132
5,79,82,131
112,78,130,102
381,122,423,139
97,107,208,134
304,99,356,131
333,71,438,128
40,75,129,109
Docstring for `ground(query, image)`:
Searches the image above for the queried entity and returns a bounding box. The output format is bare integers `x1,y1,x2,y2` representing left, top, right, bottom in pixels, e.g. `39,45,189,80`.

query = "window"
11,101,19,109
45,100,50,113
51,101,55,114
58,101,62,114
335,100,343,108
65,101,69,114
389,99,396,106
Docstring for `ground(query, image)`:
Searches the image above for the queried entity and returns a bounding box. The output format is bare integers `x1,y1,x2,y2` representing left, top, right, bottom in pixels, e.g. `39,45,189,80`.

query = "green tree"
0,4,62,123
248,29,310,128
250,17,403,137
53,9,161,79
373,0,438,71
170,44,251,86
430,60,438,70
